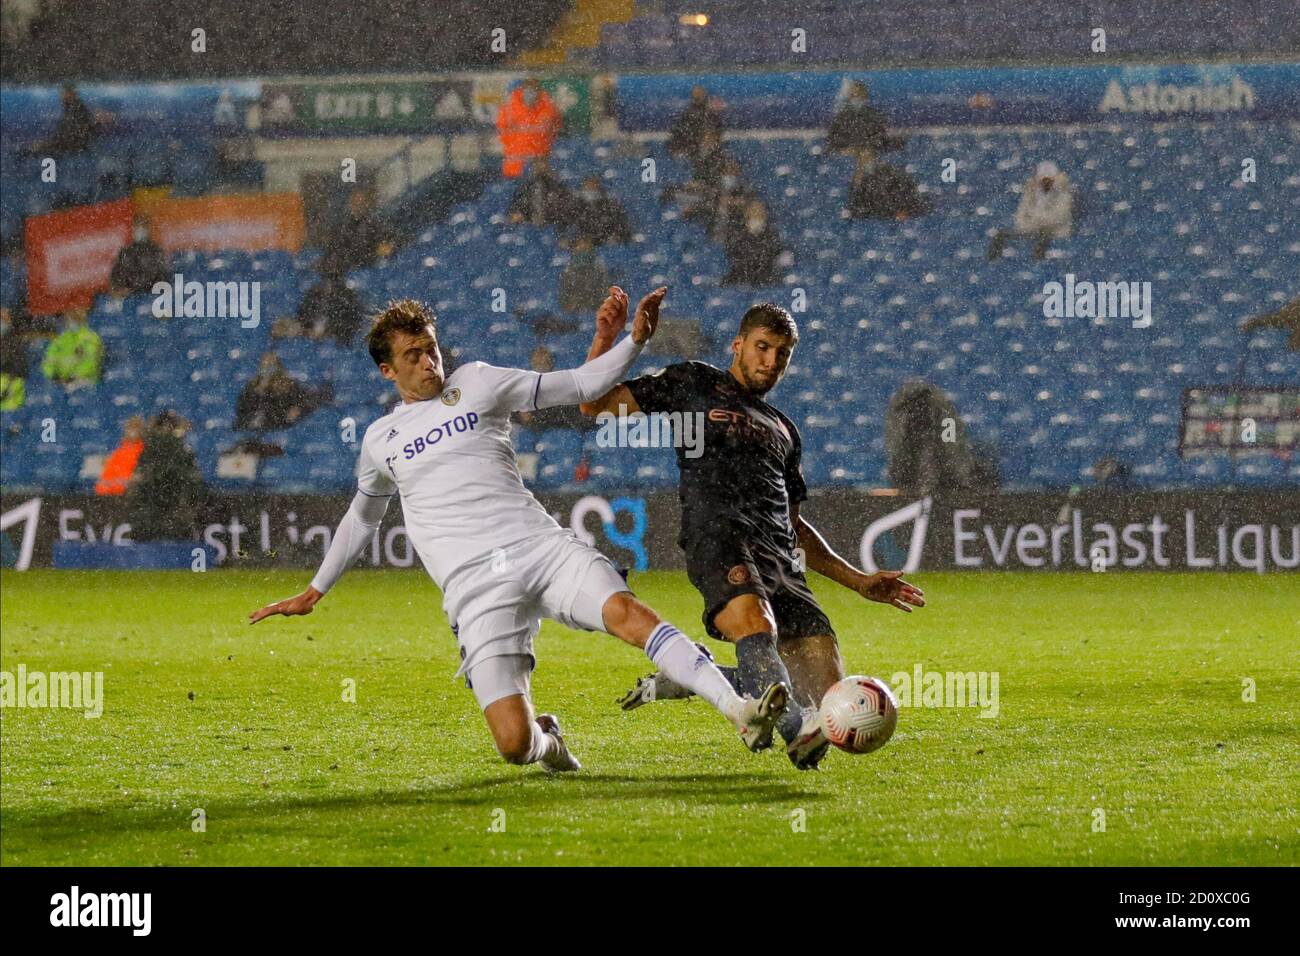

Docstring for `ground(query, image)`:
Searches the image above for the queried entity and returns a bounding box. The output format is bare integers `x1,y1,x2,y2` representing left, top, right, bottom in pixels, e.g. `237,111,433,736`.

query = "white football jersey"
357,362,565,589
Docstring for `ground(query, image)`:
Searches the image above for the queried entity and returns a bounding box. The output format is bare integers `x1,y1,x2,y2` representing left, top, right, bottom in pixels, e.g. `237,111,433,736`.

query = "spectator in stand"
94,415,145,495
723,200,785,286
496,77,561,179
565,176,631,247
0,259,53,336
127,410,206,542
590,74,620,139
987,160,1073,260
321,190,395,273
0,373,22,412
686,156,753,240
25,84,96,158
109,215,170,297
292,267,365,346
663,125,734,208
514,345,592,432
885,381,981,494
688,126,732,191
1241,295,1300,351
234,352,328,432
667,85,724,161
0,308,28,411
507,154,574,227
827,81,899,159
558,238,611,314
846,154,931,221
42,309,102,389
1091,454,1131,490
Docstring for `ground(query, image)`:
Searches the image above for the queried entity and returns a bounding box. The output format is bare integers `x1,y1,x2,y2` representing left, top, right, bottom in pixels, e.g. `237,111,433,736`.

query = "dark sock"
734,632,804,745
709,664,789,713
715,664,741,694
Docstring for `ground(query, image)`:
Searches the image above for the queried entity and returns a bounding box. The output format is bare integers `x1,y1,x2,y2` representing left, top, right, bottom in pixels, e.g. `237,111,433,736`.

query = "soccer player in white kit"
250,288,789,773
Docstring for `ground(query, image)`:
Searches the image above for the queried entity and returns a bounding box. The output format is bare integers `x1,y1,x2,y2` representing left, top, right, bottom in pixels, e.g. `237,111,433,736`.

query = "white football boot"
735,681,790,752
786,707,831,771
534,714,581,773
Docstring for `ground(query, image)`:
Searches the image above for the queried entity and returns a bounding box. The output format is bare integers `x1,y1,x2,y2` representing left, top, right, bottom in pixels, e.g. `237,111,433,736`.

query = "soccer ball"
819,675,899,754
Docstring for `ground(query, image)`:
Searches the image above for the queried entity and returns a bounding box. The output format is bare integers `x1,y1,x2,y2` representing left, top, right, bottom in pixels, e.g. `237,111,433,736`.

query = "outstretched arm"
532,286,665,413
793,504,926,613
248,489,391,623
578,286,666,417
533,331,644,410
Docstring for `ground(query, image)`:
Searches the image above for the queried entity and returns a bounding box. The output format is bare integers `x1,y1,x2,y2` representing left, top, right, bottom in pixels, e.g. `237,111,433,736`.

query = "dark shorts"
684,530,836,643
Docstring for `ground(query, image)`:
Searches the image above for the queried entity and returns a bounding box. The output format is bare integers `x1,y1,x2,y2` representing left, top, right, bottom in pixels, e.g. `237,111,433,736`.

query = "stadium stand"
8,1,1296,80
0,140,228,250
1,0,575,81
586,1,1300,67
3,121,1297,495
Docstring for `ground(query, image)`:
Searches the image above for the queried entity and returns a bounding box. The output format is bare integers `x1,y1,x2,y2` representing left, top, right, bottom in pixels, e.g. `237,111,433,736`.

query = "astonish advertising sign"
615,62,1300,131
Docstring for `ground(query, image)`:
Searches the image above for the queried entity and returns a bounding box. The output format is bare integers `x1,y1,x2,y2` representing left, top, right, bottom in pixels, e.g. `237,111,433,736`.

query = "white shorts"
443,530,630,709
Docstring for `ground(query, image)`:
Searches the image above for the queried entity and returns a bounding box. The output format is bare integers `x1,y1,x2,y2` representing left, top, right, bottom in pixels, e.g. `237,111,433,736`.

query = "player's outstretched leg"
601,592,789,752
713,594,814,765
483,693,580,773
618,641,741,709
618,633,834,770
776,633,844,771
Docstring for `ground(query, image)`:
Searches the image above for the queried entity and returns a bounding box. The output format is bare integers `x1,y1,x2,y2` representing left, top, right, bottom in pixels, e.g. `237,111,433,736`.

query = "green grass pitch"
1,568,1295,866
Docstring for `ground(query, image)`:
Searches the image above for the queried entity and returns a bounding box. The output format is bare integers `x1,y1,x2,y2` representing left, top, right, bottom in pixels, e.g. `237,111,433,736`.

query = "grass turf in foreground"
0,568,1296,866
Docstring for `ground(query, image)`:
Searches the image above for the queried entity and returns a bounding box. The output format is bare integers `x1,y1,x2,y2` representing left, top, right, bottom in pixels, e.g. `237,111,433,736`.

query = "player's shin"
735,632,805,744
644,623,747,723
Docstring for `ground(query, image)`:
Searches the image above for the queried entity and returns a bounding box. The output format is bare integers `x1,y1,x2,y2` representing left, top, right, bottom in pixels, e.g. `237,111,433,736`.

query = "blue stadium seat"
7,119,1299,495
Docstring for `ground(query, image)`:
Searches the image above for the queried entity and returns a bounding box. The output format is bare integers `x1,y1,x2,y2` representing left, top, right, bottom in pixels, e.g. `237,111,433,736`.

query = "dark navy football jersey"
625,360,806,554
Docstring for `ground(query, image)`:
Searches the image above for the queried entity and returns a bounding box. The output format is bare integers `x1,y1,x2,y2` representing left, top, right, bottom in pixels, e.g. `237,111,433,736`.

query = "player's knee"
601,591,659,640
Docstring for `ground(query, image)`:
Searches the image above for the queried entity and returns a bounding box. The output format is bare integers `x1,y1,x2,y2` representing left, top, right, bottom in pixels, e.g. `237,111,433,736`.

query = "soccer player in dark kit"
580,301,926,769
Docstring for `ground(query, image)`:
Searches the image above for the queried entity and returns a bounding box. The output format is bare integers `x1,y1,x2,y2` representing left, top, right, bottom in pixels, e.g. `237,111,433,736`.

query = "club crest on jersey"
727,564,751,585
441,388,461,406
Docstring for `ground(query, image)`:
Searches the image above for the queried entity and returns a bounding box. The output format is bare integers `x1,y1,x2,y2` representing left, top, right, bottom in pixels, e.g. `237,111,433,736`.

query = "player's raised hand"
857,571,926,613
248,586,323,624
632,286,668,344
594,286,629,341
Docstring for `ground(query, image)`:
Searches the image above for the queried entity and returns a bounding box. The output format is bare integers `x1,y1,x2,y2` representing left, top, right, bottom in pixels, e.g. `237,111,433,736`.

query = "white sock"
645,624,745,724
523,721,558,764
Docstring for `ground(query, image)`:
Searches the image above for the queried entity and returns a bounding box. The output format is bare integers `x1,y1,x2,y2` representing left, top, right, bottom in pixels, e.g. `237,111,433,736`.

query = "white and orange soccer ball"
819,675,899,754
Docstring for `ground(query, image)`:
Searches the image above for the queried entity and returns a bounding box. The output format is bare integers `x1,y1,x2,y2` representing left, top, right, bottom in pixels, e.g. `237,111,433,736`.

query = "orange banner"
148,193,305,255
24,198,135,316
24,193,305,316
